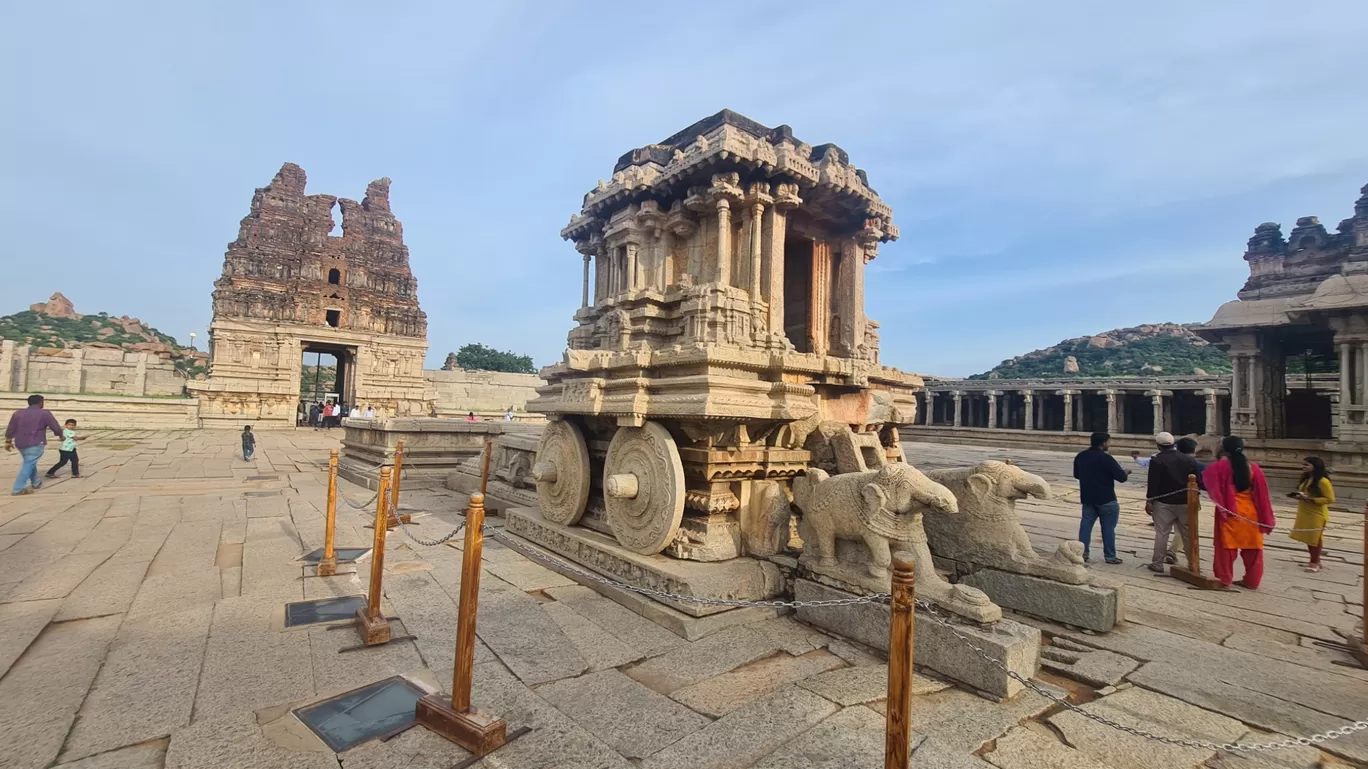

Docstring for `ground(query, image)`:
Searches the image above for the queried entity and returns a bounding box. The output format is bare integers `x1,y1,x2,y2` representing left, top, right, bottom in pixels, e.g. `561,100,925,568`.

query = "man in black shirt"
1145,432,1201,571
1073,431,1129,564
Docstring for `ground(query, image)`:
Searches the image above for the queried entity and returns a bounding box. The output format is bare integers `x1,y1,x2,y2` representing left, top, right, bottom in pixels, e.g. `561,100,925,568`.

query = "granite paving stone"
1050,686,1248,769
541,600,643,671
795,663,950,706
0,615,121,769
0,597,61,677
51,741,168,769
669,649,846,717
639,685,840,769
543,584,685,658
3,552,109,603
538,669,711,758
624,624,781,693
473,576,587,685
749,705,894,769
60,605,213,762
983,726,1113,769
192,595,315,722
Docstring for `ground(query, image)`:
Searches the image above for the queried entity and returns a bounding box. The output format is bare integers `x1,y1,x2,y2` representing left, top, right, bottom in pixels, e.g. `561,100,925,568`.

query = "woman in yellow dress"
1288,456,1333,573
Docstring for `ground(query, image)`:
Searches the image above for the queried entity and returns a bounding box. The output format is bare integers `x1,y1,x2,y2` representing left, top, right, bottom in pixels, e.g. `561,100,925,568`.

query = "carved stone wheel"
603,421,686,555
533,419,591,525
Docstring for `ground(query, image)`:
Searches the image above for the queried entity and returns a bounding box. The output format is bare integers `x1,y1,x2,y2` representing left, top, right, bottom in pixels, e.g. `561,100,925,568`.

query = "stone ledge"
504,507,785,618
960,569,1123,633
794,578,1040,700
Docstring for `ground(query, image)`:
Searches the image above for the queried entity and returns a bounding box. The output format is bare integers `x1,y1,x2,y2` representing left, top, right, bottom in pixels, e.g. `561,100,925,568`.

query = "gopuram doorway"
300,343,357,421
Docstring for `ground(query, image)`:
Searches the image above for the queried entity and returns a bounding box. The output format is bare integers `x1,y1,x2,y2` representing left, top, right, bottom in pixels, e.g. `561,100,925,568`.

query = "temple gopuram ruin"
190,163,435,426
905,181,1368,497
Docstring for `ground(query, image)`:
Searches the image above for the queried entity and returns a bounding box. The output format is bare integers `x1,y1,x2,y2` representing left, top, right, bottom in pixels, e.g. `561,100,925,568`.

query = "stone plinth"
959,569,1123,633
446,429,544,511
794,578,1040,699
0,393,199,430
504,507,785,618
338,418,537,490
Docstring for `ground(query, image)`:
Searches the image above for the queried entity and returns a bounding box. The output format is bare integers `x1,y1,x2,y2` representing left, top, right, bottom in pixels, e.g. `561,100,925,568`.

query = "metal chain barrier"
911,599,1368,753
1140,488,1362,534
393,512,466,548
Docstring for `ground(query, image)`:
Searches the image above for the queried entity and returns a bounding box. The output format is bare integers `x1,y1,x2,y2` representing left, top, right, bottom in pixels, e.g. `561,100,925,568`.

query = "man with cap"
1145,431,1199,573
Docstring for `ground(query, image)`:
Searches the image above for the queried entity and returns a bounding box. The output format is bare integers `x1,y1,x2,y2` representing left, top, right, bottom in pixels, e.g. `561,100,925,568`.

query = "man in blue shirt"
1073,432,1129,564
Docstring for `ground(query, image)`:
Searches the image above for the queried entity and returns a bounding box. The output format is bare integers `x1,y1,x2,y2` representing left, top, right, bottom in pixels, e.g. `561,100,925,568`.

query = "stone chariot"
527,110,921,563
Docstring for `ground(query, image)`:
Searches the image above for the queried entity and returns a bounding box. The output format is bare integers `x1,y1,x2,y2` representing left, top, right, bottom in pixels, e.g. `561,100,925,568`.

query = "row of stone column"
924,387,1222,435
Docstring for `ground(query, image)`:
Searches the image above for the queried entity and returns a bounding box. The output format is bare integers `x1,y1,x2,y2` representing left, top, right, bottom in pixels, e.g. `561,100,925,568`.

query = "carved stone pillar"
952,391,963,427
581,253,591,309
766,184,799,337
1059,390,1076,432
1202,389,1218,434
715,200,732,287
833,238,866,357
987,391,998,429
1023,391,1035,431
809,241,832,356
1146,390,1172,435
625,243,639,293
1103,390,1117,433
925,391,936,426
749,203,765,299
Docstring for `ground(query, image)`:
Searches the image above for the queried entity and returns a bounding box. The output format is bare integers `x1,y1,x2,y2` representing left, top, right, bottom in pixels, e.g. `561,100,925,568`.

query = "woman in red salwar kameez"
1201,436,1276,589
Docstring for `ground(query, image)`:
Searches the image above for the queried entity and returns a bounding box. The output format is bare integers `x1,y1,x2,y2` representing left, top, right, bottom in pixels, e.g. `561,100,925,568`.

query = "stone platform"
960,568,1123,633
795,579,1041,699
504,507,785,618
338,417,538,490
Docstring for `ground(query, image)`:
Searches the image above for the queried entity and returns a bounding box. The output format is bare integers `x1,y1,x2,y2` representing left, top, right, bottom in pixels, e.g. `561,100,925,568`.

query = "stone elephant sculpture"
923,460,1087,585
791,463,1001,623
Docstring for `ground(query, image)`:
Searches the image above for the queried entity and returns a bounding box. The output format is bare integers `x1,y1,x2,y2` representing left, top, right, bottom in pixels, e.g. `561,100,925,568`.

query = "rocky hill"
969,323,1232,380
0,293,207,376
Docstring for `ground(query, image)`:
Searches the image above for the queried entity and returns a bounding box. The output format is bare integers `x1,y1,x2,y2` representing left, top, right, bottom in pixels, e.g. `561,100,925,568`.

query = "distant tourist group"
5,394,86,495
300,400,375,428
1075,430,1336,588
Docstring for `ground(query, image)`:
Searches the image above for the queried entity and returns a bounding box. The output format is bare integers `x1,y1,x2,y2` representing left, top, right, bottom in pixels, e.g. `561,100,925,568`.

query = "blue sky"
3,1,1367,377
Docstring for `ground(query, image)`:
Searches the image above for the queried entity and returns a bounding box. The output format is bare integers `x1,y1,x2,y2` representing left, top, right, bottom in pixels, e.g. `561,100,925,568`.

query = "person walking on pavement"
1145,432,1198,572
1074,431,1129,564
1203,436,1276,589
45,418,86,479
5,394,64,496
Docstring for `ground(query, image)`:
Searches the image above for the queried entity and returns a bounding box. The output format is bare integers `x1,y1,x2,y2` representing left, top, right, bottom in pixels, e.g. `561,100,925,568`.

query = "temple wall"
425,368,545,419
0,341,186,397
0,392,199,430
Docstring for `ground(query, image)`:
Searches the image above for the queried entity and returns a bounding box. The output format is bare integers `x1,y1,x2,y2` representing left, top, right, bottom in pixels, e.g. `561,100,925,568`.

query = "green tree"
453,343,536,374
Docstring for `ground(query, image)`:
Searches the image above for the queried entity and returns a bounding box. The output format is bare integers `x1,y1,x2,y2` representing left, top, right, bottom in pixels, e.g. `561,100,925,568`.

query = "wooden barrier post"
884,551,916,769
354,467,393,645
387,440,412,528
480,436,493,497
1170,473,1223,589
318,450,339,576
416,492,508,753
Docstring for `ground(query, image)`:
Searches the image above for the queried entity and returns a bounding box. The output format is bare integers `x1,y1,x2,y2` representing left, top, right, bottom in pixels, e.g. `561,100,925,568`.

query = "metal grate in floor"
284,595,367,628
299,547,370,564
293,675,425,752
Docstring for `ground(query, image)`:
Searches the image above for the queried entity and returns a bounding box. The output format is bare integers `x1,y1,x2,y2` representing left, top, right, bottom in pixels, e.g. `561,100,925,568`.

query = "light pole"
188,332,197,351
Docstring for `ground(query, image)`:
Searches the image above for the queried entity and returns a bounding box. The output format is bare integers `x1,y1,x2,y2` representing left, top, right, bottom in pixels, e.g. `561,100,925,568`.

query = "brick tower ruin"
191,163,434,426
